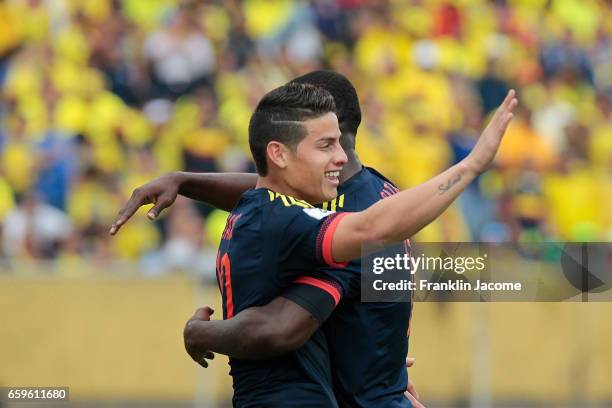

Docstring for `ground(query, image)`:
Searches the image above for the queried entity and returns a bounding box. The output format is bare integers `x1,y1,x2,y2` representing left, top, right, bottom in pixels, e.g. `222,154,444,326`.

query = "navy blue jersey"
320,167,413,408
216,188,353,408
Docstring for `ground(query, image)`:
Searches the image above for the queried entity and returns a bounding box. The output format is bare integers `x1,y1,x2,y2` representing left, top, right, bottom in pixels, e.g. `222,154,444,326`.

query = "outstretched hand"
109,173,180,235
467,89,518,174
184,307,216,368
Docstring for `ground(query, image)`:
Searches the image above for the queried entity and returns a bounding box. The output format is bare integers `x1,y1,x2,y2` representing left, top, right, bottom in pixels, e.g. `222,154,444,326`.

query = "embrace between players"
110,71,517,408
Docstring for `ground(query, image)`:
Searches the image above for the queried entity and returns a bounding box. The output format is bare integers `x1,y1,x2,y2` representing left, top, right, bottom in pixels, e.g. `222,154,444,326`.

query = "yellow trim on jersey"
287,196,311,208
321,194,344,211
279,194,290,206
267,190,314,208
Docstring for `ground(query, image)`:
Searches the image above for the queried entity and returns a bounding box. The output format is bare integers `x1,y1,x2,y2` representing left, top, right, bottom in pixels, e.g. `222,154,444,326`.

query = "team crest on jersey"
302,207,334,220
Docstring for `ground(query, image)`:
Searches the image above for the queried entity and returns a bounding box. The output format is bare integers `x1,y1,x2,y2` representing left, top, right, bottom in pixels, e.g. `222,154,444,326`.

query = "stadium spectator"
143,2,216,99
3,192,72,259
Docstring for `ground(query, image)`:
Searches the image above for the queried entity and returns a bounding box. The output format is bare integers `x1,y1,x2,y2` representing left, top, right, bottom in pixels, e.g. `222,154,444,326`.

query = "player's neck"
255,175,303,200
339,149,362,185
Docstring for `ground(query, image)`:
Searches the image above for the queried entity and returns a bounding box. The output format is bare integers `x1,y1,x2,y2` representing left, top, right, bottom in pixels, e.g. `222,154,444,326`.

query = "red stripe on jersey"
294,276,341,306
380,182,400,199
321,212,349,268
219,253,234,318
215,251,223,292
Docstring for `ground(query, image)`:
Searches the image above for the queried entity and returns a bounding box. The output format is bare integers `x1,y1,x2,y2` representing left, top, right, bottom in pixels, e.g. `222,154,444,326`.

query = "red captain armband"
317,212,349,268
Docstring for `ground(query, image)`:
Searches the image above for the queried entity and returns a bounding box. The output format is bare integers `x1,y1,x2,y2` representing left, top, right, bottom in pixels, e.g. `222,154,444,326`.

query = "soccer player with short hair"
199,83,351,406
111,74,517,407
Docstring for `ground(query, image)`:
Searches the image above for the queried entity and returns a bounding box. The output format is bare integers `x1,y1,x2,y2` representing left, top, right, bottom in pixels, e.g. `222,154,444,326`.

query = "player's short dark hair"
290,70,362,146
248,82,337,176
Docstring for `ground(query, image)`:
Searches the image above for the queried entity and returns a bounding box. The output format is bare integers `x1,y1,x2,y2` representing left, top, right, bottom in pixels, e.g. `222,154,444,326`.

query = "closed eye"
317,137,338,149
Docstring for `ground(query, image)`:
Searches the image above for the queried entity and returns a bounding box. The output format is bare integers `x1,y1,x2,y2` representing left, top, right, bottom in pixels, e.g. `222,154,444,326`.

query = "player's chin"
321,184,338,202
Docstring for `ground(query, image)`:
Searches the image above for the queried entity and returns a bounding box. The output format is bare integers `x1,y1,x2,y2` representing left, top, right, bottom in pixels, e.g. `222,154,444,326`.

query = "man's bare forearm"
109,172,258,235
364,160,476,243
175,172,257,212
332,160,478,261
184,307,294,360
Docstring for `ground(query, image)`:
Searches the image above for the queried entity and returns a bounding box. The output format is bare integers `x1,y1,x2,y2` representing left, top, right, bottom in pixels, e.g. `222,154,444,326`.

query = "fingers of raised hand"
492,89,517,125
109,188,167,234
500,91,518,120
147,193,174,220
502,89,515,108
110,202,139,235
501,98,518,130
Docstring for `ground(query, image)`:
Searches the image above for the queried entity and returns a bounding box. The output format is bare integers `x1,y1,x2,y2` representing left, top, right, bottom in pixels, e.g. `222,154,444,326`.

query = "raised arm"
184,297,319,364
176,172,258,210
109,172,257,235
331,90,518,262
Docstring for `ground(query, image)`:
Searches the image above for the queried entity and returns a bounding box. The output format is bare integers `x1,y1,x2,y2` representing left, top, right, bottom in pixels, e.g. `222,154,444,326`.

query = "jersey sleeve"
269,205,350,272
281,275,344,322
317,212,350,267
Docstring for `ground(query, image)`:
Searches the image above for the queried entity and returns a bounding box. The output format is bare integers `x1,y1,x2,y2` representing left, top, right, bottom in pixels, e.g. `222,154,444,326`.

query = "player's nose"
333,144,348,167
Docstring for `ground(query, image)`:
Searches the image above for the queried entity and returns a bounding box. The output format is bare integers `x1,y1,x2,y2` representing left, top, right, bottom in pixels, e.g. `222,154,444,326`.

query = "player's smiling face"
285,112,347,203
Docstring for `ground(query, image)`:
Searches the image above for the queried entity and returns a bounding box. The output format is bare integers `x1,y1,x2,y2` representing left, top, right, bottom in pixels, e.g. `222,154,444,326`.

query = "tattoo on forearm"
438,174,462,194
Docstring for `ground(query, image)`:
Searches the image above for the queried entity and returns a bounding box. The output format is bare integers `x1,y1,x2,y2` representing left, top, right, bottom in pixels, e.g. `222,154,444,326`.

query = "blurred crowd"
0,0,610,277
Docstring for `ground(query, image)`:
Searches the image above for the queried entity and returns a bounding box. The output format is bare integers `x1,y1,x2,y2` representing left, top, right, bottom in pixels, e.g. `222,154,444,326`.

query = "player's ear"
267,141,291,170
